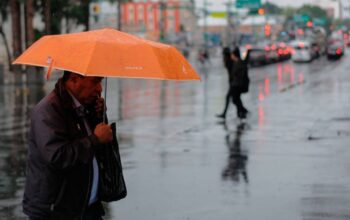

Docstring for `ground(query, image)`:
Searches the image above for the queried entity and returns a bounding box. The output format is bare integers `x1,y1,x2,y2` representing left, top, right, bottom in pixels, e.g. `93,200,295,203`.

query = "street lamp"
203,0,208,48
117,0,122,30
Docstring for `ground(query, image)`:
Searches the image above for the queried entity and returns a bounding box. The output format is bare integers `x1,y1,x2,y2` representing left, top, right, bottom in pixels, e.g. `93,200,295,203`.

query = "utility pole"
225,1,234,47
159,0,167,42
117,0,122,30
203,0,208,48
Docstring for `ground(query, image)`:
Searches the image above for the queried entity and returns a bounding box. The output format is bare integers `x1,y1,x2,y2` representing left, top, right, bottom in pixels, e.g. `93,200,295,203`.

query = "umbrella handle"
103,77,108,123
46,58,54,80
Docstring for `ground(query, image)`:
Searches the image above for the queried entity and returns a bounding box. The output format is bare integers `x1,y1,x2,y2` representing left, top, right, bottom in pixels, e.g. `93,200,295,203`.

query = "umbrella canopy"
13,28,200,81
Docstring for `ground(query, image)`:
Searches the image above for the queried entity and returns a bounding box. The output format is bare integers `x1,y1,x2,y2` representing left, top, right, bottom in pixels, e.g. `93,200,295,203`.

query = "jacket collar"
54,78,75,110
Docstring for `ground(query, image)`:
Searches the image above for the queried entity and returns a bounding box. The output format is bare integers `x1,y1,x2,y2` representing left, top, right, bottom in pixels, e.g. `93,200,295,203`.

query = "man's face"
74,76,103,105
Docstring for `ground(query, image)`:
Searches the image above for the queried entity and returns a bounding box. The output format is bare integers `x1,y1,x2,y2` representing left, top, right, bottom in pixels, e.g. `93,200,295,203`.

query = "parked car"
290,40,315,62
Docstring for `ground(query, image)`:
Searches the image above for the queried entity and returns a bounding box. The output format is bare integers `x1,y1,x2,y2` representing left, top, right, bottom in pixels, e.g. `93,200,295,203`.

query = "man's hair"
62,70,83,82
62,70,103,82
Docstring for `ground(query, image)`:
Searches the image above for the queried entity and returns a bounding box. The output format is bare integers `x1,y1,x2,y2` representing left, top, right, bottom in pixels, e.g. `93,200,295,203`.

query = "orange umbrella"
13,28,200,81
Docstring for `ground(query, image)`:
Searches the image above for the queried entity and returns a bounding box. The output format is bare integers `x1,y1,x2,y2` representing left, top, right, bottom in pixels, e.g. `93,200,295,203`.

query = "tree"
43,0,51,34
282,6,297,19
10,0,23,76
25,0,35,47
262,2,282,15
81,0,90,31
298,4,328,19
0,0,13,71
26,0,43,84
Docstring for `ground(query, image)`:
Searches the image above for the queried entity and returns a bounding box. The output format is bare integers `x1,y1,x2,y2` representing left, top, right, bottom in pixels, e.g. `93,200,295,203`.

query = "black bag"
240,62,250,93
97,122,127,202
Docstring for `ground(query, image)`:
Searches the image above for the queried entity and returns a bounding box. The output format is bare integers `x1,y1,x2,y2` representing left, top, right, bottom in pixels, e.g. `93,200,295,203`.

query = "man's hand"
94,123,113,144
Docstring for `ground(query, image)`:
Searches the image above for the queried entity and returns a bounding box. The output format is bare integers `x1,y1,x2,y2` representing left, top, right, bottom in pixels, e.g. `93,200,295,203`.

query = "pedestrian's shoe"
216,113,226,119
238,111,247,119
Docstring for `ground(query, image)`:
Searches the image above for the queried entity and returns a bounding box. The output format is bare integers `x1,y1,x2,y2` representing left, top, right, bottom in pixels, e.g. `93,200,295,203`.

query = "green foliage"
262,2,282,15
297,4,327,19
282,7,297,19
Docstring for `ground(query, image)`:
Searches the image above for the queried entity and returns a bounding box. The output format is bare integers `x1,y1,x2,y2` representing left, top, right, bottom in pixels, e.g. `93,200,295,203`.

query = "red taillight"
246,44,252,49
271,44,277,50
278,48,283,55
297,29,304,35
336,48,342,55
265,46,270,51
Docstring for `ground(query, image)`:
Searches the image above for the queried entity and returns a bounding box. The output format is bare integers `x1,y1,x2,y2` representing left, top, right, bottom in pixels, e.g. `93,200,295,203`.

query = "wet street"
1,51,350,219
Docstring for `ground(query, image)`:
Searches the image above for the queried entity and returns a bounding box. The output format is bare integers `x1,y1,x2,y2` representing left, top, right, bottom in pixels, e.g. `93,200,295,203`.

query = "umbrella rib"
83,33,100,76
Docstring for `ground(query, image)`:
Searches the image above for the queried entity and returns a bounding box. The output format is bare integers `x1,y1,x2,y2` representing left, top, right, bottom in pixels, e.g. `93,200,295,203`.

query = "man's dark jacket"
23,79,125,220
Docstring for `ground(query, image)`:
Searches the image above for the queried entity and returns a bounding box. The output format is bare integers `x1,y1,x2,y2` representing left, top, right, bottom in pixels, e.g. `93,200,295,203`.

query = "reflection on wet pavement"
222,122,248,184
0,85,45,219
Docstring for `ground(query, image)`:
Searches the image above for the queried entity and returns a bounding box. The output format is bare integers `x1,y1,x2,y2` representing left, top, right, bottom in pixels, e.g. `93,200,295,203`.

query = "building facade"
122,0,196,41
312,0,342,19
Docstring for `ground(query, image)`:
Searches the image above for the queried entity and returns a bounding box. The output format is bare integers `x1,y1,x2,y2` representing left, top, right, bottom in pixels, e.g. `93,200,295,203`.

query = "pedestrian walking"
217,47,249,119
23,71,126,220
230,47,249,119
216,47,234,119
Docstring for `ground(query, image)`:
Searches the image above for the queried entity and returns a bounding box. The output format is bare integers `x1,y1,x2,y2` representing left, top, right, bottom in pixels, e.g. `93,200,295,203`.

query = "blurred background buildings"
1,0,350,84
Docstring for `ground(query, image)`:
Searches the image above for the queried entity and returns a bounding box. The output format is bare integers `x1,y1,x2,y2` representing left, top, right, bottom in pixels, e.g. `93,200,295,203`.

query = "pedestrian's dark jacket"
23,79,111,220
229,59,244,88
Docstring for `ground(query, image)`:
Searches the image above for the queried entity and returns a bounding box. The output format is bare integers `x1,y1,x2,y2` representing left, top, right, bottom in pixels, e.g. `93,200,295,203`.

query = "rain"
1,0,350,219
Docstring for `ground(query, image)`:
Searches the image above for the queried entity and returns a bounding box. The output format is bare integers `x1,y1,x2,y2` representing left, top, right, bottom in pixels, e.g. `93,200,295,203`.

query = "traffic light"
264,24,271,37
92,4,101,14
306,21,313,28
258,8,265,15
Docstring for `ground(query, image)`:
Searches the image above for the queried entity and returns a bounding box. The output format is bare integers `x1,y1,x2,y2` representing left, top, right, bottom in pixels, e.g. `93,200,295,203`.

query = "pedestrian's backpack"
240,61,250,93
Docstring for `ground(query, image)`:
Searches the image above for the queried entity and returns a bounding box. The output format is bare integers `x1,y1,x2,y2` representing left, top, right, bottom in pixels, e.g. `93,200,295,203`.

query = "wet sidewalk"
107,56,350,220
1,54,350,219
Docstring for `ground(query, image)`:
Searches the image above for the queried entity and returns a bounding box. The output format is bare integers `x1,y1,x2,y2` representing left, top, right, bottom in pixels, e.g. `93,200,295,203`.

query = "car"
290,40,315,62
276,42,292,61
238,33,258,61
327,39,345,59
263,42,279,63
246,47,268,66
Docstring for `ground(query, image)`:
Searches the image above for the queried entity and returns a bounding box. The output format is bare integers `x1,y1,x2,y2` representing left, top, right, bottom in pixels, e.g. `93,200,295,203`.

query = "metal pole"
204,0,208,48
225,1,233,47
103,77,108,123
160,0,167,42
117,0,122,30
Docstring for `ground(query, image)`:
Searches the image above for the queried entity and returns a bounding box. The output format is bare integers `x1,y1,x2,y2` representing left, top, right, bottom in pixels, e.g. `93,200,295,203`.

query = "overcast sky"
195,0,349,8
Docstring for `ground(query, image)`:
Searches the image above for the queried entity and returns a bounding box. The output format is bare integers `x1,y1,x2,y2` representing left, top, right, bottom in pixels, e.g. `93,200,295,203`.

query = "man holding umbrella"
13,28,200,220
23,71,123,220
